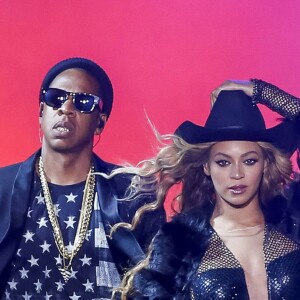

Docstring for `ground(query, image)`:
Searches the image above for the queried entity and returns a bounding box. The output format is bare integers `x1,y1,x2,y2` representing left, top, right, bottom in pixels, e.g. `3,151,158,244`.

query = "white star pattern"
66,192,78,203
23,230,35,243
8,185,119,298
43,266,52,278
64,216,76,229
34,279,42,293
69,292,81,300
37,217,48,228
7,278,18,290
45,292,52,300
66,242,74,252
5,290,10,300
80,254,92,266
54,255,62,265
27,255,39,267
40,240,51,253
19,267,29,279
70,267,78,279
54,204,61,217
35,193,45,204
55,280,64,292
22,291,32,300
82,279,94,292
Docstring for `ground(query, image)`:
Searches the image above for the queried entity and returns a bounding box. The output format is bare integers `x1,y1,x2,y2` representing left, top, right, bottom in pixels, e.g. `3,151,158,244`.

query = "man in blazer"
0,57,165,299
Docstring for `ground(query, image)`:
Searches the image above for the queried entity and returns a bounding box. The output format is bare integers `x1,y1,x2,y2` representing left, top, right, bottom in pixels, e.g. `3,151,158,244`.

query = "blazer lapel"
10,151,40,232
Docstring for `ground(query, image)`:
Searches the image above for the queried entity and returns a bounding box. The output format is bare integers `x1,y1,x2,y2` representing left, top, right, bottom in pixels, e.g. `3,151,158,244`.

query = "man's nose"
58,97,76,117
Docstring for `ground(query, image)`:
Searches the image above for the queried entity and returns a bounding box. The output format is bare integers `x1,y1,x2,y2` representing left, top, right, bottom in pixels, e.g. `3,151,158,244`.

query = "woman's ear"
203,163,210,176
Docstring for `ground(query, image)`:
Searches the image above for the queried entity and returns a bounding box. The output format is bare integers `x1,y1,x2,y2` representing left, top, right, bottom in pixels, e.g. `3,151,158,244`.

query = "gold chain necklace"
38,157,95,282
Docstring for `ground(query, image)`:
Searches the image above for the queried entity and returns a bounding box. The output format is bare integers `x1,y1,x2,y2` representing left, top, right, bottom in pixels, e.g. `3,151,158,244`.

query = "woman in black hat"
113,90,300,299
212,78,300,238
211,79,300,121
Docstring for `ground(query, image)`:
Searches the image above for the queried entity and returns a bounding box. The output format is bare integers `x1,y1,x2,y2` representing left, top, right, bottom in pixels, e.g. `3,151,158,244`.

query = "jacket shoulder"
0,162,22,172
0,163,22,187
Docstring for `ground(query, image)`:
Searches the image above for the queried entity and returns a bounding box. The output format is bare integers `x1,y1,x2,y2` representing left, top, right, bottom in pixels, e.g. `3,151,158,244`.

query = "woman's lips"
228,185,247,194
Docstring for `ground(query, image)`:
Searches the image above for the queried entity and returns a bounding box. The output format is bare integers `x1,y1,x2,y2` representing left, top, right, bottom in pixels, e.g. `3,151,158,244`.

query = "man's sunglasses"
41,88,103,114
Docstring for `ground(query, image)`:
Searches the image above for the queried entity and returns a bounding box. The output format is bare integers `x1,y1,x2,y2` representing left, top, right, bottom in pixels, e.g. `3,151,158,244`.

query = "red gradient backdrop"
1,1,300,170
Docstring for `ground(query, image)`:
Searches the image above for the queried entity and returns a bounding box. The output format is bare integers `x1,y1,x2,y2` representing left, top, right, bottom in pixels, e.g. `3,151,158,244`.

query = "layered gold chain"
38,157,95,281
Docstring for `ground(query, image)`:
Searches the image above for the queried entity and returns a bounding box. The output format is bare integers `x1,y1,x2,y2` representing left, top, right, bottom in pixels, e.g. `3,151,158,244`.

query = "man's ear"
203,163,211,176
95,113,107,135
39,102,44,123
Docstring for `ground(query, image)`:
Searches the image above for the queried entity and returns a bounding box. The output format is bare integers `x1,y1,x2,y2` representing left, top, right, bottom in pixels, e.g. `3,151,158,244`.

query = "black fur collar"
133,207,212,299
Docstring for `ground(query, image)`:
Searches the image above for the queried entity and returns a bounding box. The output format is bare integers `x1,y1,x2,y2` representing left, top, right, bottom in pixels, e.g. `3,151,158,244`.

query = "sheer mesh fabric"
189,226,300,299
252,79,300,119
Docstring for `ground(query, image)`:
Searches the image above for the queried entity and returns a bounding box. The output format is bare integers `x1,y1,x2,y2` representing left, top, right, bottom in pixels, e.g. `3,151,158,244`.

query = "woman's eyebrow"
213,150,259,158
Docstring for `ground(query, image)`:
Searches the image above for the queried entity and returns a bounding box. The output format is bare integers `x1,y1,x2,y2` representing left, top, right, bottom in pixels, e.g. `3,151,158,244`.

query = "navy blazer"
0,150,165,296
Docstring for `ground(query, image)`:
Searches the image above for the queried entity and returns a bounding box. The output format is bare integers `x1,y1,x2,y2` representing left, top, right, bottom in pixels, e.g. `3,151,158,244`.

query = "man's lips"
228,185,247,194
53,121,74,136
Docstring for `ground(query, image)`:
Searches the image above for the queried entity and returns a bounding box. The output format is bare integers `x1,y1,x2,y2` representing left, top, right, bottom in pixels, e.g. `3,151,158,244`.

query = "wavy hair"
107,136,293,299
107,135,293,233
104,135,216,234
257,141,293,205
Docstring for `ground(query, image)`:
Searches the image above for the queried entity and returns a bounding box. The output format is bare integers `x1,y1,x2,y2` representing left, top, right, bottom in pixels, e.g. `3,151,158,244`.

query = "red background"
1,1,300,168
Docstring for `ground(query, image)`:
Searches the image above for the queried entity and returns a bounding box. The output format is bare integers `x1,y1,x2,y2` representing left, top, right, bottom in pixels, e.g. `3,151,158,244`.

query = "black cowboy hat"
175,90,297,154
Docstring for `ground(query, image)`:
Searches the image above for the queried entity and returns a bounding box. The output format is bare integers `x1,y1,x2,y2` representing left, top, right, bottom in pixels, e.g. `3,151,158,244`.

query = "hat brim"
175,120,296,155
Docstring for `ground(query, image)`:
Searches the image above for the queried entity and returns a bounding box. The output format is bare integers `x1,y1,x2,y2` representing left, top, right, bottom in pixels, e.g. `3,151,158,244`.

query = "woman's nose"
230,164,245,179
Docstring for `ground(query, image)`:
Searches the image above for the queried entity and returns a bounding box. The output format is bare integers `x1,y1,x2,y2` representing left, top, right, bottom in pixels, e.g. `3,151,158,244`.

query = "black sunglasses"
41,88,103,113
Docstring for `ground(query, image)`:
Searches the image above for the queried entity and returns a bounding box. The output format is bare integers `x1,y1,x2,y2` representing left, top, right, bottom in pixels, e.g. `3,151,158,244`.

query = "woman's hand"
210,80,254,107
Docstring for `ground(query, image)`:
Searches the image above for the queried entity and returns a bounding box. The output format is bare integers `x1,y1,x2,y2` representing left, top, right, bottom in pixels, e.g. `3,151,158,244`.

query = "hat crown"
174,89,297,154
205,90,266,130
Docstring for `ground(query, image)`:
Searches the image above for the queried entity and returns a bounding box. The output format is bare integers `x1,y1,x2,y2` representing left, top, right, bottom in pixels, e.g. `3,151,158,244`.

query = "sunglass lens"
74,95,95,113
44,89,66,108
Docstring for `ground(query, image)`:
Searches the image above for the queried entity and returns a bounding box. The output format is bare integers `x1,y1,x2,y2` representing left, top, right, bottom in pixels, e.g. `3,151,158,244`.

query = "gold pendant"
59,266,72,283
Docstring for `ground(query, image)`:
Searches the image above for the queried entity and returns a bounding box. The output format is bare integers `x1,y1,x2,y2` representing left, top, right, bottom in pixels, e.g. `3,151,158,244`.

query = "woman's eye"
244,159,258,165
215,160,229,167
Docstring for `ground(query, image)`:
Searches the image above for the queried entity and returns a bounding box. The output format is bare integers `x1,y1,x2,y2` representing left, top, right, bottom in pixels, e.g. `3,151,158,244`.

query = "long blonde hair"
108,136,293,299
107,135,292,232
106,135,216,234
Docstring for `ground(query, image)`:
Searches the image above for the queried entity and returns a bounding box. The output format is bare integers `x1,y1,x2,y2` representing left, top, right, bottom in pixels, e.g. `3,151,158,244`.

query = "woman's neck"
211,199,265,232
